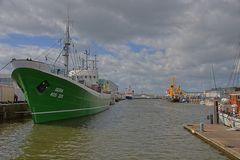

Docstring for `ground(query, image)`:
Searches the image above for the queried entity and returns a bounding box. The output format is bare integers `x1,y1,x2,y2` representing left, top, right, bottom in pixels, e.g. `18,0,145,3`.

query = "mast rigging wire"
53,49,64,67
0,61,11,72
33,38,63,61
227,43,240,87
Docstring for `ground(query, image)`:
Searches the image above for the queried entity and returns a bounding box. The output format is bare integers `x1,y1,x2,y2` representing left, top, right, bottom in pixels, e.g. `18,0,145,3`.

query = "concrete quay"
184,123,240,160
0,103,30,121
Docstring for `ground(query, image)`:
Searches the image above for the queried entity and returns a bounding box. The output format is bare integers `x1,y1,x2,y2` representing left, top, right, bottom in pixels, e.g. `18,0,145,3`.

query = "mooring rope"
0,60,12,72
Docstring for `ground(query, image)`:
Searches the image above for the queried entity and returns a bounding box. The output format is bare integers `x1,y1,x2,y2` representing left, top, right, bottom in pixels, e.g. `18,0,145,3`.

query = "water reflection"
17,117,95,160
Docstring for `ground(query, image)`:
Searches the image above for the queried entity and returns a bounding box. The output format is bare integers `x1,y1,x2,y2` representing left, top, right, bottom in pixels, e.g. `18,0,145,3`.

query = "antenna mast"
62,15,71,76
84,50,90,69
94,55,97,70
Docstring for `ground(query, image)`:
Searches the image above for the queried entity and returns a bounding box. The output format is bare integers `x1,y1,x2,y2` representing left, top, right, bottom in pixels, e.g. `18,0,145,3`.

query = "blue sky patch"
0,33,60,47
89,41,113,55
160,48,166,54
127,41,157,54
128,41,147,52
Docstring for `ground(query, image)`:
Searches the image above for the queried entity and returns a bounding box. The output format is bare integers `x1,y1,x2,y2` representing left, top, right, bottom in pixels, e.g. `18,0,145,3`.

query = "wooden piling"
0,103,30,121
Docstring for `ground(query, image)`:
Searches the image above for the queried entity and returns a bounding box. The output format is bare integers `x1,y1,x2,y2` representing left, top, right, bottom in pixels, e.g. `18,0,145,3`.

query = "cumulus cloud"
0,0,239,93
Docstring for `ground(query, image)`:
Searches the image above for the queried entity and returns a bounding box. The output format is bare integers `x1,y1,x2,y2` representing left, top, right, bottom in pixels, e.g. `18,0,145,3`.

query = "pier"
0,103,30,121
184,123,240,160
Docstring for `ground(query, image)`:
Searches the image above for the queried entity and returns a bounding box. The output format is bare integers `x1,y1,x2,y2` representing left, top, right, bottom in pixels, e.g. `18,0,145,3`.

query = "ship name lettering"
55,88,64,93
58,94,64,99
50,92,57,97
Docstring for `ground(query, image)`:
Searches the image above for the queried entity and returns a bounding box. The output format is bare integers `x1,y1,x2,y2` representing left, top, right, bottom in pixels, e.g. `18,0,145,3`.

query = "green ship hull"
12,68,111,123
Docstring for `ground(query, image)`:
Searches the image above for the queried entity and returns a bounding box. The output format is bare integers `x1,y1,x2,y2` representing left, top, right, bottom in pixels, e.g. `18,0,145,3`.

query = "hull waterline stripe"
32,105,108,115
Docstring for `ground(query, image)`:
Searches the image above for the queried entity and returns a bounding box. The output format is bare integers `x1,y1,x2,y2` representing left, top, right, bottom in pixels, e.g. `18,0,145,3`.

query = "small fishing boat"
125,85,134,100
219,93,240,128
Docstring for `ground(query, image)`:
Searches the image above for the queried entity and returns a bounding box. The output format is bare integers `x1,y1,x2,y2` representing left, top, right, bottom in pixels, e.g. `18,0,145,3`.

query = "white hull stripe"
32,105,108,115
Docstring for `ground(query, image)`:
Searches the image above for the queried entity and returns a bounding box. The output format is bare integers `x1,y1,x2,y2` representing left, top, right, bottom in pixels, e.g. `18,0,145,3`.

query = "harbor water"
0,99,229,160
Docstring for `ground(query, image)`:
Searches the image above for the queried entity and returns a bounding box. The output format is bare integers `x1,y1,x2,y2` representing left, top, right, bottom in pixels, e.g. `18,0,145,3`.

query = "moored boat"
11,18,111,123
166,77,183,102
219,93,240,128
125,85,134,100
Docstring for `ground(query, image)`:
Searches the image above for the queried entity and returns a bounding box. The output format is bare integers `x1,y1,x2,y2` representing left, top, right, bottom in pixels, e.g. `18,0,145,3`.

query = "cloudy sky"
0,0,239,94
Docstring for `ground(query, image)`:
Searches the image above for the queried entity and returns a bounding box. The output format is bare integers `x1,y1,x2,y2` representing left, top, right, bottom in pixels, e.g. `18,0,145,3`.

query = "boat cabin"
229,93,240,108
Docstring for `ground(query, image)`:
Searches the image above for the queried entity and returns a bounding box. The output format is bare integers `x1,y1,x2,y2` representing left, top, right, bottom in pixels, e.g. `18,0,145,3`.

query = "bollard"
3,106,7,119
200,123,204,132
210,114,213,124
233,120,236,128
214,101,219,124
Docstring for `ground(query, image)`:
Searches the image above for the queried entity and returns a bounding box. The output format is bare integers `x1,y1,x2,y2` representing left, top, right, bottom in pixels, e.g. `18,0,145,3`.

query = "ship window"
37,80,49,93
85,76,87,79
93,76,96,79
238,95,240,100
79,80,84,84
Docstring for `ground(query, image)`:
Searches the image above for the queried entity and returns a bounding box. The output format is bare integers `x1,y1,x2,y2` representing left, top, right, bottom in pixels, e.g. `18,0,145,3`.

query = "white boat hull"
219,112,240,128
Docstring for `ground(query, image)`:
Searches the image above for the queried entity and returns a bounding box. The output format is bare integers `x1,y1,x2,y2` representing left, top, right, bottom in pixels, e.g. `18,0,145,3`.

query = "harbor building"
0,74,13,85
0,74,25,102
204,87,240,106
184,91,204,104
98,79,118,93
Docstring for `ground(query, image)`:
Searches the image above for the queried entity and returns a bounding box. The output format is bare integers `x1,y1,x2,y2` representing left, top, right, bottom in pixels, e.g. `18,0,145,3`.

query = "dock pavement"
184,123,240,160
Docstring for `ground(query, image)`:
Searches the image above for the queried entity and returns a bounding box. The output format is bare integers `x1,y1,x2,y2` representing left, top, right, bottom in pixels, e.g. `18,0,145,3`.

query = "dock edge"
183,124,240,160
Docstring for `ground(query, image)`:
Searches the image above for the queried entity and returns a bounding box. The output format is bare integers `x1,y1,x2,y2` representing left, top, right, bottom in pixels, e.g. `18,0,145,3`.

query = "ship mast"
62,15,71,76
94,54,99,79
211,64,217,89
